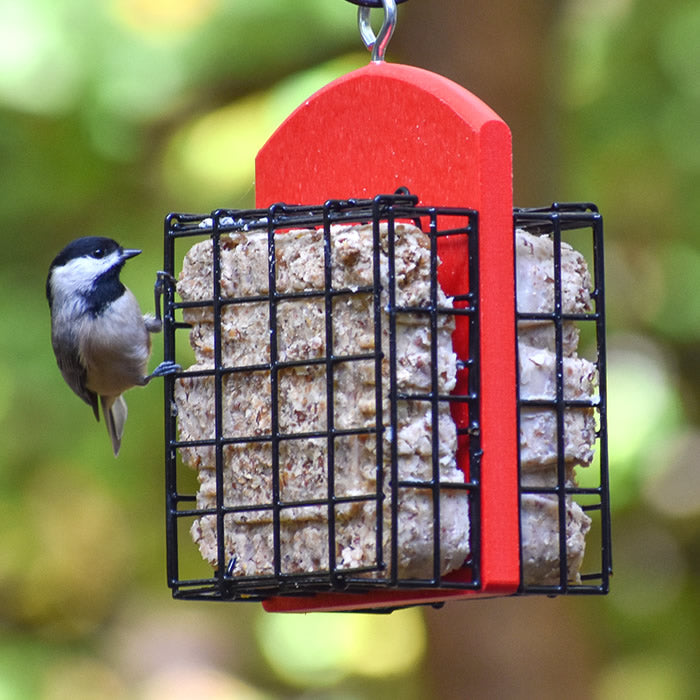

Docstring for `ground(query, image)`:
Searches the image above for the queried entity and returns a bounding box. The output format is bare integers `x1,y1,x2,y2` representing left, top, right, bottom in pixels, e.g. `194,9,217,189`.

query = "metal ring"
345,0,408,6
357,0,398,63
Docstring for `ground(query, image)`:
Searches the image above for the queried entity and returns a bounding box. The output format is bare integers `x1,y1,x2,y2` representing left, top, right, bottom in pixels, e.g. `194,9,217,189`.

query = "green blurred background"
2,0,699,697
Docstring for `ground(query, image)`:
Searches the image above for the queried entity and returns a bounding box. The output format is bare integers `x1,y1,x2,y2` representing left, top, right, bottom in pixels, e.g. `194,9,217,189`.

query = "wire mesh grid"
161,194,481,602
160,197,610,604
514,203,611,595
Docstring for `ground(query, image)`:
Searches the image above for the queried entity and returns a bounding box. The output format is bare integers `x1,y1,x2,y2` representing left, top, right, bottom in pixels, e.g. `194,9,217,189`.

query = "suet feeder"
160,0,611,612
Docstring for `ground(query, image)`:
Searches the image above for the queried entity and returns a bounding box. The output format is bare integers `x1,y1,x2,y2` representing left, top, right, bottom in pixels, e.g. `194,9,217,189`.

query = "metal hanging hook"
356,0,398,63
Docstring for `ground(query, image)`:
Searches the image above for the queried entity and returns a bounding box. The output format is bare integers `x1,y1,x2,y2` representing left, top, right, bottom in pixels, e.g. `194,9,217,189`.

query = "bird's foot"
145,361,181,383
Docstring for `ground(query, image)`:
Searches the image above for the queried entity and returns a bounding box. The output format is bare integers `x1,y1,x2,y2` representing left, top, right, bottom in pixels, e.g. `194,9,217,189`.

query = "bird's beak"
121,248,142,260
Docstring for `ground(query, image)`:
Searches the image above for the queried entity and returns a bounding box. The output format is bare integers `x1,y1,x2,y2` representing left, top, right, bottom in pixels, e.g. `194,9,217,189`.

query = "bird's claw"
145,361,181,383
153,270,177,323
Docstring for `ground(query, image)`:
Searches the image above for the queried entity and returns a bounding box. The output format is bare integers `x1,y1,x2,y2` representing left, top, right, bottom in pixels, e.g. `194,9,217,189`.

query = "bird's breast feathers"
79,290,151,396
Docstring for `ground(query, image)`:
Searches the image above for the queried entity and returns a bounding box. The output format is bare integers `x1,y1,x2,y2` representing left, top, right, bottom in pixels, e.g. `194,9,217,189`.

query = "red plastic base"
256,62,518,611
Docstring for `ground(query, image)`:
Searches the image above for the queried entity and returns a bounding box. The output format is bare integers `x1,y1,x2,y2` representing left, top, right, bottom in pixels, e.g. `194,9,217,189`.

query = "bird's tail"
101,395,128,457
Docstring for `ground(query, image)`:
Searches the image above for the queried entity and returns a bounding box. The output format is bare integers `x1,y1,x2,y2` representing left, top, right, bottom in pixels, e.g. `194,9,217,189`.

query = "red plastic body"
255,62,518,611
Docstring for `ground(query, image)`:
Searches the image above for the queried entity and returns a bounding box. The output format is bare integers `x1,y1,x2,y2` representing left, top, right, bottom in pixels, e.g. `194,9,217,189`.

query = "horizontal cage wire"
514,203,611,595
161,194,481,602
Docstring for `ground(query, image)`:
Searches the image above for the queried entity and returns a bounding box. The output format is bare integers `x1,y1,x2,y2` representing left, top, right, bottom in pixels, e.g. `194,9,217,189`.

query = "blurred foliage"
560,0,700,343
1,0,700,698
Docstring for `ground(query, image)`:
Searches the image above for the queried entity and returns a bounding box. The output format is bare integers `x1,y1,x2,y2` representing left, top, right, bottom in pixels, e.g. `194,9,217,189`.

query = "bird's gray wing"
54,340,100,421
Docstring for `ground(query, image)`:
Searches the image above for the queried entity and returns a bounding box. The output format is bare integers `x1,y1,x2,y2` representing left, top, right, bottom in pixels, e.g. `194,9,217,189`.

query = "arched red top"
256,61,510,211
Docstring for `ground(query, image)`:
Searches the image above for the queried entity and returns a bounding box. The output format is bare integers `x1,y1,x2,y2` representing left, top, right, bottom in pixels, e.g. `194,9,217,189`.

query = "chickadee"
46,236,178,456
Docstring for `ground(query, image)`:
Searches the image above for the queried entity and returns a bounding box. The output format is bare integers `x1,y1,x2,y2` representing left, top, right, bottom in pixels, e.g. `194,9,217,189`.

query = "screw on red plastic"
255,61,517,611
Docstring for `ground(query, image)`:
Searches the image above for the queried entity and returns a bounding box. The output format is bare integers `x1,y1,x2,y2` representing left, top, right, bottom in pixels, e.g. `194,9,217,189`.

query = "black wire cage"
159,194,610,609
513,203,610,596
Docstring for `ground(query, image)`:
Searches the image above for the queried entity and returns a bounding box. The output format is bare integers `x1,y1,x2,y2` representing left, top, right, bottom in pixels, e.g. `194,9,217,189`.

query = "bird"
46,236,179,455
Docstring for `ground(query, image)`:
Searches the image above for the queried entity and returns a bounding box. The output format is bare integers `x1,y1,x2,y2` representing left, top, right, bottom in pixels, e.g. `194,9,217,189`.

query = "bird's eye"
93,248,105,258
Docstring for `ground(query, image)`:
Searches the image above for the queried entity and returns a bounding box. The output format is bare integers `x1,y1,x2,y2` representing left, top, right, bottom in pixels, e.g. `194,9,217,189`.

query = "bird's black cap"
49,237,122,270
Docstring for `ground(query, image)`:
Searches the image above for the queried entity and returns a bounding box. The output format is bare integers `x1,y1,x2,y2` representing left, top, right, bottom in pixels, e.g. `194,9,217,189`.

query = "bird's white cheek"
51,254,120,300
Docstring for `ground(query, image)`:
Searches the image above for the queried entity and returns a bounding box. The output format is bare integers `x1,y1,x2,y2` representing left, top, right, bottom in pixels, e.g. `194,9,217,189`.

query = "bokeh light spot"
111,0,219,37
0,1,80,114
604,336,683,506
643,429,700,519
256,608,426,687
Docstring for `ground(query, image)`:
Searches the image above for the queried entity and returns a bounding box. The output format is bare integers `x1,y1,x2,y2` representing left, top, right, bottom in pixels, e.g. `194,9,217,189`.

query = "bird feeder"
160,0,611,612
